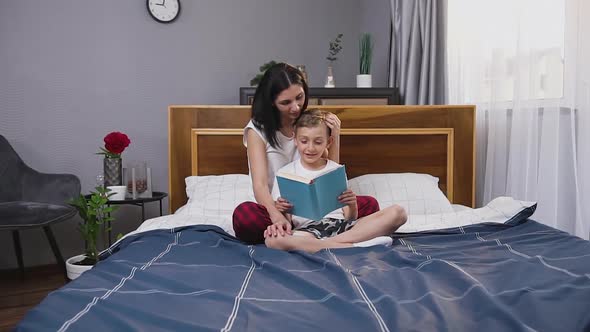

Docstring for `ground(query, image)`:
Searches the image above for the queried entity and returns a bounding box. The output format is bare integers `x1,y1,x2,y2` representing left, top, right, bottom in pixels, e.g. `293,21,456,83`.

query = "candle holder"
123,161,152,199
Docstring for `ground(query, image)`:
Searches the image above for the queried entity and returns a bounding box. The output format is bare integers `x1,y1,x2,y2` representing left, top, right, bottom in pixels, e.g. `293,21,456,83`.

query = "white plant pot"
66,254,94,280
356,74,372,88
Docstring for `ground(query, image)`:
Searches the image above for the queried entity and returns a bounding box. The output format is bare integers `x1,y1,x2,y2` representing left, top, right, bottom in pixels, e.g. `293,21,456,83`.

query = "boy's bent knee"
396,205,408,225
264,236,277,249
265,236,289,250
387,204,408,226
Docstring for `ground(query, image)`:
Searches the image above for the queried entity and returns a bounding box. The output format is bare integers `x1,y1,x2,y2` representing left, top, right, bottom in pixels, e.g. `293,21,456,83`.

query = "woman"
232,63,379,244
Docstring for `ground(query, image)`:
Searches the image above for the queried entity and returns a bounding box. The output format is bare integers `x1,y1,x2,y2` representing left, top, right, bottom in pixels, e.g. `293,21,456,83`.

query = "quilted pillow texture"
348,173,454,215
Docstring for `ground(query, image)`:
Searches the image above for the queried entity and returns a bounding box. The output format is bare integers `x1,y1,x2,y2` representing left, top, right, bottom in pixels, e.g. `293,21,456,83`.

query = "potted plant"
357,33,373,88
325,33,343,88
250,60,278,86
66,186,117,280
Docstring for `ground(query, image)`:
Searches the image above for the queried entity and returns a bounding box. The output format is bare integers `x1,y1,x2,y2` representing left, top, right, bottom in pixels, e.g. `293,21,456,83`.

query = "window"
447,0,565,103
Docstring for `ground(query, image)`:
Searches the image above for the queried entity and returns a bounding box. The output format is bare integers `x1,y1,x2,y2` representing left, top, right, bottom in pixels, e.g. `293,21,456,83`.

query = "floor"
0,264,66,331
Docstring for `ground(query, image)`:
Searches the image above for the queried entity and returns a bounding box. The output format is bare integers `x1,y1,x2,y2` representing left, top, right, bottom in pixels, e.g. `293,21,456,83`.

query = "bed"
16,105,590,331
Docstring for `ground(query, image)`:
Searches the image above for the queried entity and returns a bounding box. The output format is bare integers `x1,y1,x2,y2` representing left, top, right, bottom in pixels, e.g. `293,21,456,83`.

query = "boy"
265,109,407,253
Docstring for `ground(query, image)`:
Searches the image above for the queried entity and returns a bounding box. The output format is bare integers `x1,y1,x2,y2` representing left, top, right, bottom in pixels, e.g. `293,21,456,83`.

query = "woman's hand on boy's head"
324,113,341,137
338,189,357,207
275,197,292,213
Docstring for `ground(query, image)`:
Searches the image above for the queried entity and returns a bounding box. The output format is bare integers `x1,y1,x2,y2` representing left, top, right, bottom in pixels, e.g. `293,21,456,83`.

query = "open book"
276,165,347,220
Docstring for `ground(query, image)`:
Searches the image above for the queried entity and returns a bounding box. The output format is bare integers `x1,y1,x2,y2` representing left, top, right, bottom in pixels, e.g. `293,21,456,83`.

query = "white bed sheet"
109,196,536,249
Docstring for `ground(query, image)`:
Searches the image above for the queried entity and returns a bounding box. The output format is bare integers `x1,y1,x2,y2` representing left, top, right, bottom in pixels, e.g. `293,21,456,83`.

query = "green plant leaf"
326,33,344,63
250,60,278,86
359,33,373,74
68,186,119,264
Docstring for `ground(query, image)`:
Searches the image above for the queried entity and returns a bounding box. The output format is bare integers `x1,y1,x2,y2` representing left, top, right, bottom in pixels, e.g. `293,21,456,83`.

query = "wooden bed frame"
168,105,476,213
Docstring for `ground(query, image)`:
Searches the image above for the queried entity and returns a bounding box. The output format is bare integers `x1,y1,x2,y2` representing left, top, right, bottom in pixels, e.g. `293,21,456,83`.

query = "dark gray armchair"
0,135,80,278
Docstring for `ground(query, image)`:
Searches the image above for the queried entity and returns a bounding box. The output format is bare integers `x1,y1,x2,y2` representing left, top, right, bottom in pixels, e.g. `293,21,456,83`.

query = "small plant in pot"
66,186,118,280
250,60,278,86
325,33,343,88
357,32,373,88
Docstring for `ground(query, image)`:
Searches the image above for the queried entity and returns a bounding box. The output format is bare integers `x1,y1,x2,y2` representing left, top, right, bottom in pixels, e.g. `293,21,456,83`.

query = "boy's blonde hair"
295,109,332,137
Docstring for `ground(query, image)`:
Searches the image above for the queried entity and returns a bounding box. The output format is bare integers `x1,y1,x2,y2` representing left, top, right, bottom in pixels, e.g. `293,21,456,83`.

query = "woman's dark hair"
251,62,309,148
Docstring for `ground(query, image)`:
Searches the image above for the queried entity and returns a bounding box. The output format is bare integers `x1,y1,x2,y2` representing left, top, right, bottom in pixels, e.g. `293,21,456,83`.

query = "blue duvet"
16,210,590,331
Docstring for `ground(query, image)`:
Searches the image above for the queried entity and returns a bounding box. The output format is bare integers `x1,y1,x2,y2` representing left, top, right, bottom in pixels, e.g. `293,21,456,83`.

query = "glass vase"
103,157,122,187
324,64,335,88
296,65,308,83
125,161,148,195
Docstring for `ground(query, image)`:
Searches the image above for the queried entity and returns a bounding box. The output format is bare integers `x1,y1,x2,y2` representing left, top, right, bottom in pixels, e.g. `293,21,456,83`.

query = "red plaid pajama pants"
232,195,380,244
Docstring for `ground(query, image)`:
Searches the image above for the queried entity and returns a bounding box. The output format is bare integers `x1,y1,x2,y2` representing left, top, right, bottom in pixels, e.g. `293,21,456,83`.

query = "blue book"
276,165,348,220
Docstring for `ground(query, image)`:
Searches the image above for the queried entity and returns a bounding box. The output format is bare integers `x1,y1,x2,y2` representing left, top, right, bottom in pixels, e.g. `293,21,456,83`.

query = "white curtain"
447,0,590,239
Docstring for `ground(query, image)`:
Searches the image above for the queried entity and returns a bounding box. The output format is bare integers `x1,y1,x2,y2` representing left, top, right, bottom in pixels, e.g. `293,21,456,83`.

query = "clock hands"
148,0,178,22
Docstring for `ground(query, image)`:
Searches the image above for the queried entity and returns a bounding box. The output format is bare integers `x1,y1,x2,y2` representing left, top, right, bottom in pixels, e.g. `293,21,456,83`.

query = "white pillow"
179,173,453,235
451,203,472,212
181,174,253,235
348,173,454,215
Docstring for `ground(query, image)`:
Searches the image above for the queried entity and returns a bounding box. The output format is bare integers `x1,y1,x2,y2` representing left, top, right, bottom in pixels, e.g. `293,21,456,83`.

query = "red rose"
103,132,130,155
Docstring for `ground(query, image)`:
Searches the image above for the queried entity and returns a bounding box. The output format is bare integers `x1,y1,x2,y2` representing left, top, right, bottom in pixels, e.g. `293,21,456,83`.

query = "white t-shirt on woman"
243,120,299,194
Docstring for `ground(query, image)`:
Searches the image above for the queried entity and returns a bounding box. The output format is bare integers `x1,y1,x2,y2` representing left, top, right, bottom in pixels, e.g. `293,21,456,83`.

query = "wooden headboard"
168,105,476,213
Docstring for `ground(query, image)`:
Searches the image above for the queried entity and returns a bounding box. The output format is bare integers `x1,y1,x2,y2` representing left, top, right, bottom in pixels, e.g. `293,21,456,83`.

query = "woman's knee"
233,202,260,223
233,202,270,244
357,195,380,217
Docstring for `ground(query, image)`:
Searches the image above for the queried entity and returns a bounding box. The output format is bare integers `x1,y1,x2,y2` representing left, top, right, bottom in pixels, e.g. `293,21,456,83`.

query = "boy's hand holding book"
338,188,358,221
338,189,357,208
275,197,293,213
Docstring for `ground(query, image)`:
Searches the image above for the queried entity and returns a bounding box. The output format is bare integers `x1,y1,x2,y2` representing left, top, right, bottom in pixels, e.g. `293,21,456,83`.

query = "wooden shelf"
239,87,400,105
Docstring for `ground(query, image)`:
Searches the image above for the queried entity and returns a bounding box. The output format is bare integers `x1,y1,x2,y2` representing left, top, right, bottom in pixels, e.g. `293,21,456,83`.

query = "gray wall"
0,0,391,269
360,0,392,87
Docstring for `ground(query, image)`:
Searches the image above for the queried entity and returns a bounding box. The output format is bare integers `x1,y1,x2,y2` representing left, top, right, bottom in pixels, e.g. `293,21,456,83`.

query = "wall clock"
147,0,180,23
